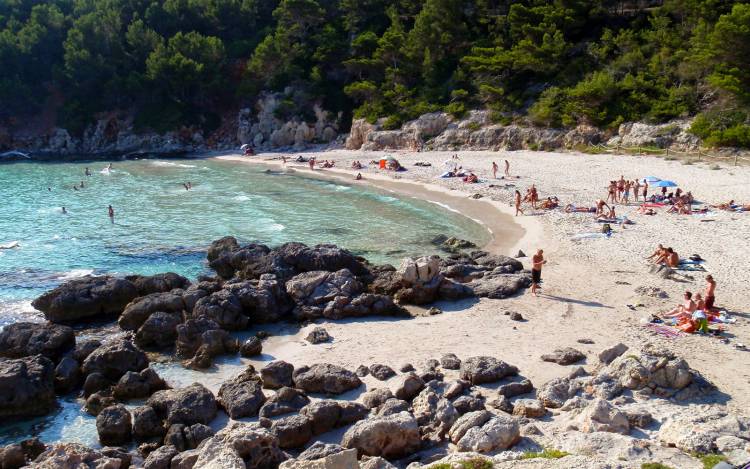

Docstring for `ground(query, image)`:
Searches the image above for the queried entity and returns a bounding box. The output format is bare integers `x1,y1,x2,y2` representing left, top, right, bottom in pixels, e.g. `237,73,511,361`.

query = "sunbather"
662,291,697,320
655,247,679,267
646,244,665,261
565,204,595,213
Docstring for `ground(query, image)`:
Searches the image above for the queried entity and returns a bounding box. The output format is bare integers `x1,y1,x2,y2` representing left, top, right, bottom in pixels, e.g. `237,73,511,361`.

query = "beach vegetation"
641,464,674,469
521,448,570,459
695,452,727,469
1,0,750,147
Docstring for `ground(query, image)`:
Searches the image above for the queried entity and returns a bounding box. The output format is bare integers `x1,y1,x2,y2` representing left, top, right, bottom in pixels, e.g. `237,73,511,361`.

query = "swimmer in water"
73,185,78,191
183,183,189,190
47,187,51,191
108,205,114,222
187,181,192,189
61,206,67,214
107,163,113,170
80,181,84,189
85,167,91,176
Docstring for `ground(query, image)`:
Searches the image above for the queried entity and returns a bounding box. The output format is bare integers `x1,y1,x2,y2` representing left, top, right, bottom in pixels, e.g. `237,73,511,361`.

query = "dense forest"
1,0,749,147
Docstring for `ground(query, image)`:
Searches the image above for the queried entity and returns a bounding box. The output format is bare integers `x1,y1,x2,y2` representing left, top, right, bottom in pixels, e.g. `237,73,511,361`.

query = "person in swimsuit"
617,176,625,202
108,205,115,222
595,199,610,216
85,167,91,176
531,249,546,297
704,275,716,311
646,244,664,261
355,173,362,180
309,158,315,170
606,181,616,203
662,291,696,319
642,180,648,200
514,190,524,216
504,160,510,177
492,161,498,179
61,206,67,214
623,180,631,204
530,185,538,209
633,179,640,202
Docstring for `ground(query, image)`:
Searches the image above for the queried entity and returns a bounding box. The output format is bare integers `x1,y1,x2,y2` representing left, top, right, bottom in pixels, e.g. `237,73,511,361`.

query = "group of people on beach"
659,275,717,333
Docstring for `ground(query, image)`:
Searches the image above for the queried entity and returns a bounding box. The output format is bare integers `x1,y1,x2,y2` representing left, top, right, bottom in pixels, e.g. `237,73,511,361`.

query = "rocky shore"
1,235,748,469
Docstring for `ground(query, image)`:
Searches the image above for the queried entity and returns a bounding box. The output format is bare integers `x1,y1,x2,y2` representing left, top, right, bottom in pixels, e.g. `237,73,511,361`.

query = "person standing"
504,159,510,177
108,205,115,223
514,190,524,216
531,249,546,297
492,161,498,179
704,275,717,311
642,179,649,201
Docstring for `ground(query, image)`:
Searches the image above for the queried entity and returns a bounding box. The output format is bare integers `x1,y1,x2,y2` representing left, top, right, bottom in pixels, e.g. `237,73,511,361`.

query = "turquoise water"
0,157,490,447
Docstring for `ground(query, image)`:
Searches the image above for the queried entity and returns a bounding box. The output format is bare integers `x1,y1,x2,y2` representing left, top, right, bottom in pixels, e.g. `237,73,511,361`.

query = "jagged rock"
360,456,397,469
509,312,524,321
468,272,531,299
576,399,630,434
487,395,513,414
164,423,214,452
133,405,165,441
96,404,132,445
346,119,377,150
293,363,362,395
624,409,653,428
440,353,461,370
171,449,200,469
0,355,56,418
0,438,45,469
512,399,546,418
143,444,178,469
261,360,295,389
175,317,236,360
192,422,287,469
376,398,410,417
306,327,332,344
240,337,263,357
598,343,629,365
271,414,313,449
259,387,310,418
126,272,190,296
84,391,117,416
297,442,346,460
281,448,358,469
452,395,485,415
368,364,396,381
147,383,217,426
394,257,443,305
607,119,699,151
390,372,425,401
355,365,369,377
119,292,185,331
601,347,695,398
32,443,123,469
361,388,394,409
411,387,458,436
81,337,148,380
32,275,139,322
73,339,101,363
563,124,602,147
658,408,750,454
455,414,520,452
443,380,467,400
54,356,81,393
301,400,369,435
497,379,533,398
113,367,168,400
341,411,421,459
218,366,267,419
541,347,586,365
83,372,111,397
459,356,518,384
192,290,248,330
537,377,581,409
135,311,182,348
0,322,75,361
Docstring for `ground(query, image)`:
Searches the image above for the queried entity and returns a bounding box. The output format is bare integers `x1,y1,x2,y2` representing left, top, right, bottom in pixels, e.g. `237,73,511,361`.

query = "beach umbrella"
643,176,661,183
240,144,250,150
652,180,678,188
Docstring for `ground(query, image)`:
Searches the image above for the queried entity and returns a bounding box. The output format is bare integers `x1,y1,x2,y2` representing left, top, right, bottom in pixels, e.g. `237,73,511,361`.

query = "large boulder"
32,443,124,468
218,367,267,419
143,444,178,469
0,322,75,361
361,388,394,409
448,410,493,443
658,408,750,454
261,360,294,389
459,356,518,384
32,276,139,322
81,337,148,380
126,272,190,296
133,405,166,441
541,348,586,366
135,311,182,348
119,292,185,331
224,276,294,323
285,270,361,320
191,290,249,330
147,383,217,426
300,400,369,435
0,438,45,469
259,387,310,418
600,347,695,398
393,256,443,305
192,422,287,469
293,363,362,395
164,423,214,452
112,368,168,400
271,414,313,449
537,376,581,409
454,414,520,452
96,404,132,445
467,272,531,299
0,355,56,419
575,399,630,435
598,343,629,365
54,356,81,393
341,411,421,459
390,372,425,401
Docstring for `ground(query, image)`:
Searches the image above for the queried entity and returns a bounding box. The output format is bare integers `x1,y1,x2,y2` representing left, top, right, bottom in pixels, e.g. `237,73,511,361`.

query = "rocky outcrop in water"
0,322,75,361
0,355,56,419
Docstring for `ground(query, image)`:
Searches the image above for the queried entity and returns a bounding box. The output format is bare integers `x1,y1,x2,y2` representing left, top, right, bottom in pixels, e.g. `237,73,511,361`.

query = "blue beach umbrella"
643,176,661,183
652,180,678,188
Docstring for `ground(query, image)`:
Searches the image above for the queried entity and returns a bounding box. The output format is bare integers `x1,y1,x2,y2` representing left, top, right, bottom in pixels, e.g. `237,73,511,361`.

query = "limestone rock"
368,364,396,381
0,322,75,361
598,343,629,365
96,404,132,446
146,383,217,426
259,387,310,418
192,422,287,469
512,399,546,418
218,366,266,419
261,360,294,389
0,355,56,419
240,337,263,357
541,347,586,365
292,363,362,395
390,372,425,401
455,415,520,452
81,337,148,380
459,356,518,384
306,327,332,344
577,398,630,435
341,411,421,459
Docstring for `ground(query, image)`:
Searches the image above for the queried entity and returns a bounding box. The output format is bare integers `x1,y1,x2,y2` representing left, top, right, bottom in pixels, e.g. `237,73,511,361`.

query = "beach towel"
676,263,706,272
644,323,684,338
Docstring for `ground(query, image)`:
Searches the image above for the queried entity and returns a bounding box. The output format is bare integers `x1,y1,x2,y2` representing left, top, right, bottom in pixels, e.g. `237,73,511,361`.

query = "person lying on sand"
662,291,697,320
351,161,363,170
564,204,596,213
637,205,657,215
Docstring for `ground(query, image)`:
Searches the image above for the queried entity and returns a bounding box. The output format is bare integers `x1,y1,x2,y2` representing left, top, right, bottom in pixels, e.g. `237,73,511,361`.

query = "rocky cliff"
345,111,701,153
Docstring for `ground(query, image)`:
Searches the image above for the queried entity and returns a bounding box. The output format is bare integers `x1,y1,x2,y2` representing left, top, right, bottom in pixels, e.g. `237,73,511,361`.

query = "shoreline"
215,153,537,258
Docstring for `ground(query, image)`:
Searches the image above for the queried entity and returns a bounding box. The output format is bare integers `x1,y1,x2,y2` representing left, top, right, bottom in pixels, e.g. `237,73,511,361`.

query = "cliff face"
345,111,701,153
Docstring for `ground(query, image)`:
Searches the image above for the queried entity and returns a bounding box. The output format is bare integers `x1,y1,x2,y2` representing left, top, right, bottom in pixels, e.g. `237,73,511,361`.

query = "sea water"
0,157,490,446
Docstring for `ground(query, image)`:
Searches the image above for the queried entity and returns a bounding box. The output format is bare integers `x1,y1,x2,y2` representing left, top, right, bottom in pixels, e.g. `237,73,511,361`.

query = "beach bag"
600,223,612,234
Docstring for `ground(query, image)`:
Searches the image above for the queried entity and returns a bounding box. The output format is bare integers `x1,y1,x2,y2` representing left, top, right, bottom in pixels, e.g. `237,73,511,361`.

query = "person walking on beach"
108,205,114,223
704,275,717,311
504,159,510,177
531,249,546,297
514,190,524,216
492,161,498,179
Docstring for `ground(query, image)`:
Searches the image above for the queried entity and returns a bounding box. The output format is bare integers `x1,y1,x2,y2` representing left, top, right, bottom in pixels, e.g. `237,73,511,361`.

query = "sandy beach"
216,149,750,417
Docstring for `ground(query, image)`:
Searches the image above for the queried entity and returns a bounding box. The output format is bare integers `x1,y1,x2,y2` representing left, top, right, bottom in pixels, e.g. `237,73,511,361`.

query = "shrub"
445,101,467,119
698,453,727,469
521,449,570,459
460,457,493,469
641,464,674,469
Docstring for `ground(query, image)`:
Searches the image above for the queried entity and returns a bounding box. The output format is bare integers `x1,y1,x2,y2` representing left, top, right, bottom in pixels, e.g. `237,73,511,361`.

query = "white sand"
214,149,750,414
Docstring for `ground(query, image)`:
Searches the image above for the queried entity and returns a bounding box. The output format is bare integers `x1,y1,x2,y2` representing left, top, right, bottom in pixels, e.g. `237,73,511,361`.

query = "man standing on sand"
704,275,717,311
492,161,498,179
504,159,510,177
531,249,546,296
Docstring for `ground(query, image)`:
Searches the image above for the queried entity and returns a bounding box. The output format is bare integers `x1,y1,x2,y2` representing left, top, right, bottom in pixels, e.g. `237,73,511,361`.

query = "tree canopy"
1,0,749,146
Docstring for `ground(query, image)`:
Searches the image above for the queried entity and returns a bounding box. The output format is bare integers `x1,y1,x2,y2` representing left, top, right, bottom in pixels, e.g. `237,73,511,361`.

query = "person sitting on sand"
463,173,478,183
515,190,525,216
646,244,665,261
662,291,697,320
355,172,362,180
595,199,610,216
564,204,596,213
655,247,679,267
539,197,559,210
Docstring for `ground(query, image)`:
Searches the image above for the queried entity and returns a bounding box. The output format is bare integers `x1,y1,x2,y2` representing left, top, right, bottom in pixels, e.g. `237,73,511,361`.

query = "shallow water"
0,157,490,446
